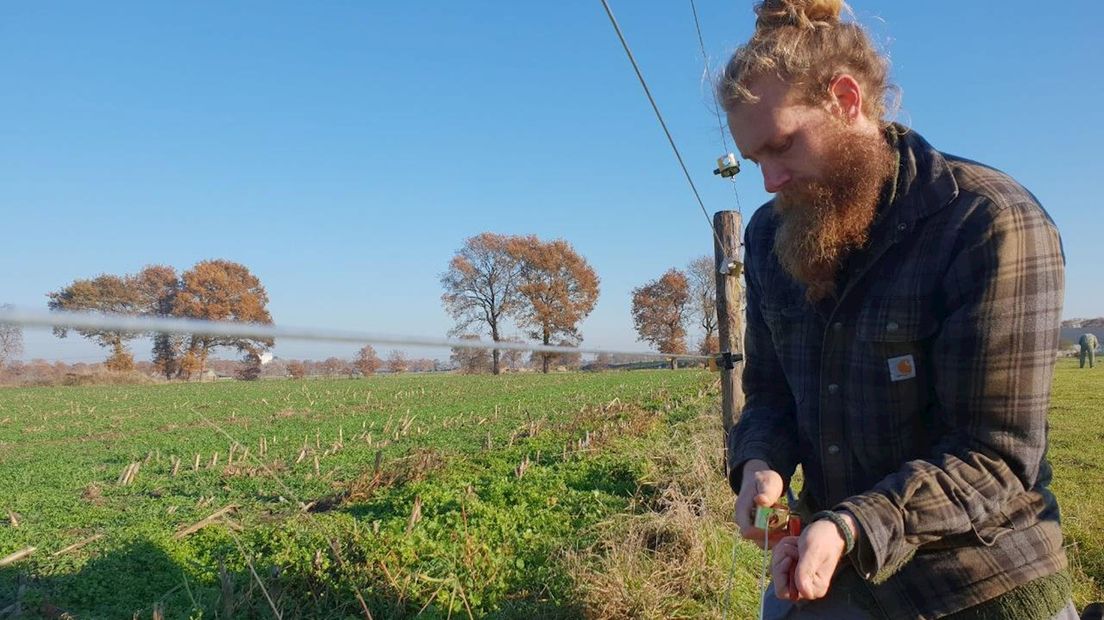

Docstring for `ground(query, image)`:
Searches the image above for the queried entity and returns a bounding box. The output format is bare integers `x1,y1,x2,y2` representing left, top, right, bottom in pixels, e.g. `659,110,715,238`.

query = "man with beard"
720,1,1074,618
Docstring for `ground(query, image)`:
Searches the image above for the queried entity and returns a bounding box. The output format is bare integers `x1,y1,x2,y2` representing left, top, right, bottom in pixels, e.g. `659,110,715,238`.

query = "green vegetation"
1046,360,1104,608
0,362,1100,618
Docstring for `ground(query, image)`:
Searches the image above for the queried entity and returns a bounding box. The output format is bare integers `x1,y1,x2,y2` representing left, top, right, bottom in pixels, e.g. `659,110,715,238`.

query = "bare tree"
687,255,718,357
385,350,409,374
0,304,23,370
441,233,524,375
499,337,526,372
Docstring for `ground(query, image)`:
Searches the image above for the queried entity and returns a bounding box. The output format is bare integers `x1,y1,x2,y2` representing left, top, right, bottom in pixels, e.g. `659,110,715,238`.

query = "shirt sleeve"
726,220,802,492
836,201,1065,582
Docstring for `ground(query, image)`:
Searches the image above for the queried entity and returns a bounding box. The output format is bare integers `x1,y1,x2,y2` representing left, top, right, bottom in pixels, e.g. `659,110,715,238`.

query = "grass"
1046,359,1104,608
0,370,726,618
0,361,1100,618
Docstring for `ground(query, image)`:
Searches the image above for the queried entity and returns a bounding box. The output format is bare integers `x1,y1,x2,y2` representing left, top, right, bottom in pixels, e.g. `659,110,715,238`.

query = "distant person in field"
719,0,1071,618
1079,333,1098,368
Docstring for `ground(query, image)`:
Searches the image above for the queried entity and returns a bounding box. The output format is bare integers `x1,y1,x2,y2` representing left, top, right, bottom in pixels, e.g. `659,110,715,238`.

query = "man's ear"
827,74,864,123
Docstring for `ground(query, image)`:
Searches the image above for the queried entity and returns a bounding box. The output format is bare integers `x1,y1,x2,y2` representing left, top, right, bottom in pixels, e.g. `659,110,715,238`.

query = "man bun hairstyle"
719,0,894,125
755,0,842,29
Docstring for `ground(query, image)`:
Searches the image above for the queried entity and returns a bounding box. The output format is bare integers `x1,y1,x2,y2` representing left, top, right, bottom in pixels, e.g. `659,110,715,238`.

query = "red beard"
772,124,895,302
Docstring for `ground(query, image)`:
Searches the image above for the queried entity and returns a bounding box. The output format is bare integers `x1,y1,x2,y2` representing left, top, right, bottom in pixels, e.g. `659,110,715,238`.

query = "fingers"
734,465,784,545
752,469,784,508
733,498,767,536
775,555,796,600
771,536,800,600
734,494,785,547
735,475,758,525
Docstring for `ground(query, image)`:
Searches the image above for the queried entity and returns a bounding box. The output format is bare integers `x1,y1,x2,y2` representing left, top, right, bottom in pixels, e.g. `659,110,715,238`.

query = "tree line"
440,233,722,373
12,233,724,381
46,260,272,379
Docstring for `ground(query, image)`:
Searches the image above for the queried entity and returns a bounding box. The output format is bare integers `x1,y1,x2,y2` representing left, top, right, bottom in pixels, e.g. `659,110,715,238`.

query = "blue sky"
2,1,1101,363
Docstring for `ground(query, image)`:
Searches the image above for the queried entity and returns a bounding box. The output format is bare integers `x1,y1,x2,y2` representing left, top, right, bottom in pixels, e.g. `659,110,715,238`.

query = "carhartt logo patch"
888,355,916,382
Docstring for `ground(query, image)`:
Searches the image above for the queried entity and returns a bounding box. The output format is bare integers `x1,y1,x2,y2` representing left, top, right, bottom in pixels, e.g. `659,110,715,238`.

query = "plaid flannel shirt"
728,126,1068,619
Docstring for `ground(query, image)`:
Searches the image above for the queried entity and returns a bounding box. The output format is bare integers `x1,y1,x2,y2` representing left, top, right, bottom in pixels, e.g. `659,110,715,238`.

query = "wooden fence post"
713,211,745,472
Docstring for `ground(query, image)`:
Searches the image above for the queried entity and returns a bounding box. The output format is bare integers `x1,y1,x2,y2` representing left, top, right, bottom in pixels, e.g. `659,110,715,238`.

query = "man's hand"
734,458,786,548
770,536,801,600
771,512,859,601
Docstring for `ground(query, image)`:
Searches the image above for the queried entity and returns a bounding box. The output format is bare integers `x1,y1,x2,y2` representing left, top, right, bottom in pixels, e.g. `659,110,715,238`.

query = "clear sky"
2,1,1101,363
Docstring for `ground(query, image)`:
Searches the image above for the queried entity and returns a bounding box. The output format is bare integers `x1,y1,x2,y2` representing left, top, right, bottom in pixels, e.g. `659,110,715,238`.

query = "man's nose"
762,164,791,194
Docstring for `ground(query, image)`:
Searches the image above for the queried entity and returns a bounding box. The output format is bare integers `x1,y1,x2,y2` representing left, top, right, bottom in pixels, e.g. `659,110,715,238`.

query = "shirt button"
827,444,841,455
886,321,899,332
897,222,907,232
827,383,840,395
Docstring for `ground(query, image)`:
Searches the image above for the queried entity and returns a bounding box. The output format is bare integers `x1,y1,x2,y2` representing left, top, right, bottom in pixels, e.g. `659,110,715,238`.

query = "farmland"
0,362,1101,618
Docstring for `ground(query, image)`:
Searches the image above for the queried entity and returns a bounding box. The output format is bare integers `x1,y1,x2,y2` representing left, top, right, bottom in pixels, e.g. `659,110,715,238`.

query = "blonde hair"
719,0,894,125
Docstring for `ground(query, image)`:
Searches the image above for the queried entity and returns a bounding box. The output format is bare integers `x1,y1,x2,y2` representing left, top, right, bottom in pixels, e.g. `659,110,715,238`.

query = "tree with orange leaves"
510,236,600,373
48,274,145,370
286,360,307,379
355,344,382,377
134,265,183,379
631,269,690,369
173,260,273,375
440,233,524,375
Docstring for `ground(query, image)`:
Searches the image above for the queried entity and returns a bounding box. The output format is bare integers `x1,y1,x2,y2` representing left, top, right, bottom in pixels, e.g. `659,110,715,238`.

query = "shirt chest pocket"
856,297,939,349
852,298,941,467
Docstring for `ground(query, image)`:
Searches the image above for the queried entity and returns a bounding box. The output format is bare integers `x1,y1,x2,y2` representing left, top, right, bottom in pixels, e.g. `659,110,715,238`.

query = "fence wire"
0,306,717,363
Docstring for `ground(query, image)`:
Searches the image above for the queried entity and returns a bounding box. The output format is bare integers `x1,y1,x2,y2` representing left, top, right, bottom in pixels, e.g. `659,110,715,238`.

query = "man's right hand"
734,458,786,548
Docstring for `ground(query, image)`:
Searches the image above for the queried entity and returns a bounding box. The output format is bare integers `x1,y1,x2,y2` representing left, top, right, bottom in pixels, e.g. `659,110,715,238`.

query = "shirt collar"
883,123,960,227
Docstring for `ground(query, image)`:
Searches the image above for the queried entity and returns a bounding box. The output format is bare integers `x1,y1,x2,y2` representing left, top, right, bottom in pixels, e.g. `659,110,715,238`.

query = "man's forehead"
727,104,792,157
727,76,805,155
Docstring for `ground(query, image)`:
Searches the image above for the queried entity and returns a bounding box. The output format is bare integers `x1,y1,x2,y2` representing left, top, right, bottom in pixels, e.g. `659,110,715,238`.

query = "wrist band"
811,510,855,555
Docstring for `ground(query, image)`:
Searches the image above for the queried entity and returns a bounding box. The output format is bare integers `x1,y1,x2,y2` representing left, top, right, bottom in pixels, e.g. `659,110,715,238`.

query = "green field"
0,362,1100,618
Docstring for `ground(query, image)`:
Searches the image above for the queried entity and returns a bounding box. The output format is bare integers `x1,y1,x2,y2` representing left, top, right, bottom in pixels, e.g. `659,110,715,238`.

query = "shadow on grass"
0,533,587,620
0,539,206,619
